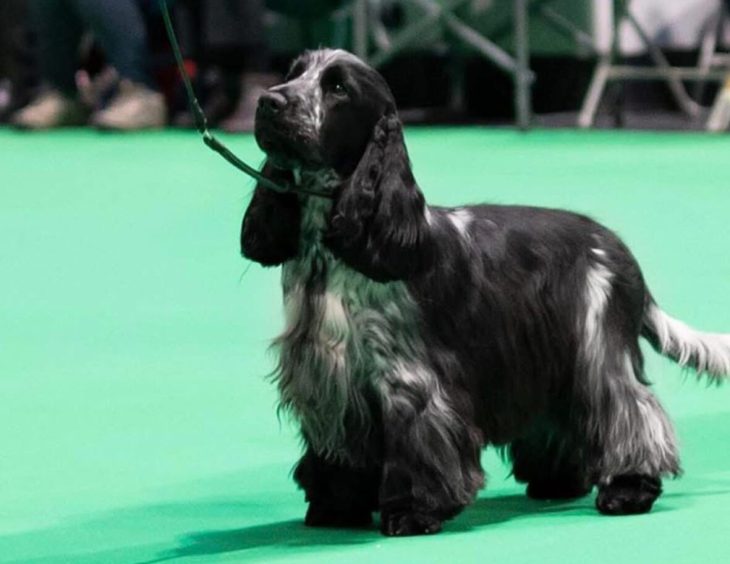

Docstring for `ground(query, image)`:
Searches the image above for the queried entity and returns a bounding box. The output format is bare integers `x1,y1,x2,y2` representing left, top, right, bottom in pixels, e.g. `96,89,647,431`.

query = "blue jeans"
29,0,152,94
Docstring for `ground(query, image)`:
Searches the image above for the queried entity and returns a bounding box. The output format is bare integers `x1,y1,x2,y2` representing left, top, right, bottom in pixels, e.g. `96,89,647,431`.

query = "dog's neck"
293,168,340,245
293,167,341,193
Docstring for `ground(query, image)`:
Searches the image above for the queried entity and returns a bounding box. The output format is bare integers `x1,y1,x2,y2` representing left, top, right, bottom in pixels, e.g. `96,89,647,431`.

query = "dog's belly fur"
274,197,426,463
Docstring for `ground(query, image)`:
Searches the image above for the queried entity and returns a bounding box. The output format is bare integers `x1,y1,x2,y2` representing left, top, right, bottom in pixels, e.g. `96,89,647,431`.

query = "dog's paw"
304,502,373,529
380,511,442,536
596,474,662,516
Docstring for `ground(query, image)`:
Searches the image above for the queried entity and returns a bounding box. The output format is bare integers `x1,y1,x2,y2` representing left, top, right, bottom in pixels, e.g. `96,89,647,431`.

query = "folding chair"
696,0,730,131
578,0,730,128
351,0,535,130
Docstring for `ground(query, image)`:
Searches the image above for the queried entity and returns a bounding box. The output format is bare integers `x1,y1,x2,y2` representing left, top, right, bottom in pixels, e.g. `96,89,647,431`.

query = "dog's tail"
642,298,730,383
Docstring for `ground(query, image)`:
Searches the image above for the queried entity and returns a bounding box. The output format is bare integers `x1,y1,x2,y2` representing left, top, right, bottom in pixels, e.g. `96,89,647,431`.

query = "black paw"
380,511,442,536
527,477,592,500
304,502,373,529
596,474,662,516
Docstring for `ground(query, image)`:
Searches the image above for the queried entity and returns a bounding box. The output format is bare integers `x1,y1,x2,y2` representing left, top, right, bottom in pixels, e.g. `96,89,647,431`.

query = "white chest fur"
273,196,421,462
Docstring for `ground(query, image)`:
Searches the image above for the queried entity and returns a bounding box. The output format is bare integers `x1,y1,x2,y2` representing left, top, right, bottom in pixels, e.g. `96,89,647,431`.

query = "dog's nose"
258,91,288,115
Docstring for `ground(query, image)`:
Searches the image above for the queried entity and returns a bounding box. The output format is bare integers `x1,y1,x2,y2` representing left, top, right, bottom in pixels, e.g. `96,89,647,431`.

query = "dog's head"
255,49,395,175
245,49,433,281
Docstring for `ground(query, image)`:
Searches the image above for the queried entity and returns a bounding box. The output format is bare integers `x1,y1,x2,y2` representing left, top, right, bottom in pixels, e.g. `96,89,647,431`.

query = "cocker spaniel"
241,49,730,536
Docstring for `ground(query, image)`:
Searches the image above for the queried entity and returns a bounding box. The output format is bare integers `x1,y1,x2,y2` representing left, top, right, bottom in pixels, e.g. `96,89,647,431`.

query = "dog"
241,49,730,536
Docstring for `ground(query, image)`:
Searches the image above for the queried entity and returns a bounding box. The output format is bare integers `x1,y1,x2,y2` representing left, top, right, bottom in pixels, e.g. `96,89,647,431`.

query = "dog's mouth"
254,111,342,196
254,114,323,171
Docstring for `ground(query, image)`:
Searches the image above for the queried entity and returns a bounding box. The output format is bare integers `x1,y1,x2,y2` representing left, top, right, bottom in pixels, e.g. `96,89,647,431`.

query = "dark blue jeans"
29,0,151,94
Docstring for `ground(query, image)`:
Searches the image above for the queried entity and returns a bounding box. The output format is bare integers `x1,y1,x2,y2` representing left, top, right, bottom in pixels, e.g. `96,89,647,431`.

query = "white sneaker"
11,90,88,129
92,80,166,131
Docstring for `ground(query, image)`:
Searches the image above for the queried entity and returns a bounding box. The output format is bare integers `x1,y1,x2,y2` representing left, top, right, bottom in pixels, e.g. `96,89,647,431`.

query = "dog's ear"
240,162,300,266
324,114,434,282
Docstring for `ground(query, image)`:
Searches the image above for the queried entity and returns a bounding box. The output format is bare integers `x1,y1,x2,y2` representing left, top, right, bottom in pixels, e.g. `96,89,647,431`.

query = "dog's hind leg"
294,448,380,528
572,258,680,515
577,337,680,514
586,357,680,515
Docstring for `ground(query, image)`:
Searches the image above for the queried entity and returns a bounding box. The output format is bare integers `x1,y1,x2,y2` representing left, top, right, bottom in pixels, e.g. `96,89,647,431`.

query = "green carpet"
1,127,729,563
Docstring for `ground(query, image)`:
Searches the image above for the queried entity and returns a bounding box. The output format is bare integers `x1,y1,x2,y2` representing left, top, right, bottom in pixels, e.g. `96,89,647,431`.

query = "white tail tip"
645,304,730,381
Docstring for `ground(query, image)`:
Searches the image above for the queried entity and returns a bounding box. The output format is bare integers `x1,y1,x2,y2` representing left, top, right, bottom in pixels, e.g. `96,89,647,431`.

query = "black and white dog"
242,49,730,536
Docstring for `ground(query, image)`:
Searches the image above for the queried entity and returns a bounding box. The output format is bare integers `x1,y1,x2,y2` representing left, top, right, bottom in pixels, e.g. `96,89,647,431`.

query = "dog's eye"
330,82,348,96
321,66,349,97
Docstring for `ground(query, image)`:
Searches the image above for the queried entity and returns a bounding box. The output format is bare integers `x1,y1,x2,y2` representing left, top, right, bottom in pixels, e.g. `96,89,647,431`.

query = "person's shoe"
221,72,280,133
77,66,119,109
92,80,166,131
11,89,88,129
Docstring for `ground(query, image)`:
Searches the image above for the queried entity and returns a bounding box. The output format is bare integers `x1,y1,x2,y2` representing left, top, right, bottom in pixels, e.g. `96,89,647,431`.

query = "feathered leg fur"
570,261,679,514
377,360,484,536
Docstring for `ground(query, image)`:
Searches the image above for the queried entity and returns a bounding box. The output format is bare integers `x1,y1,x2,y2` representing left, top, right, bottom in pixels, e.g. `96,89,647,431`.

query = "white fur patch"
635,396,674,465
323,291,348,332
276,196,423,462
424,207,434,226
646,303,730,379
448,209,473,238
583,262,614,362
577,263,680,479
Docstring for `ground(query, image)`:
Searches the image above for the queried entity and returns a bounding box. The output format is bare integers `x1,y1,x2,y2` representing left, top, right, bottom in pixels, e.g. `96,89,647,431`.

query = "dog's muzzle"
254,90,322,169
258,91,288,117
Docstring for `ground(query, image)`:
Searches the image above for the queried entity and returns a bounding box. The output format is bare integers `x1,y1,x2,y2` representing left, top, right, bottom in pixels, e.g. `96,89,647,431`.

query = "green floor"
1,127,729,564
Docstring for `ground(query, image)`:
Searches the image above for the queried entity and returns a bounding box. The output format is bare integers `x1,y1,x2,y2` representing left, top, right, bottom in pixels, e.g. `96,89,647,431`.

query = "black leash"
159,0,334,199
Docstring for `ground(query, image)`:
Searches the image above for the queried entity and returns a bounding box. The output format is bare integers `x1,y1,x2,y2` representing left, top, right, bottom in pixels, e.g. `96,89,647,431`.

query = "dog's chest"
276,197,419,460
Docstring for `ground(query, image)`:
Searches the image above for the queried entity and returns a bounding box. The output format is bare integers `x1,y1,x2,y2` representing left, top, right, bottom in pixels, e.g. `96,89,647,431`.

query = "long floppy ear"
240,162,301,266
324,114,434,282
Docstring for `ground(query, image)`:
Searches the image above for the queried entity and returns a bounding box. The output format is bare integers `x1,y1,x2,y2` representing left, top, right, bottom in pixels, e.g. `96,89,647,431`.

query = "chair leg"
442,7,535,129
578,57,611,128
624,8,701,117
692,3,724,104
707,76,730,132
514,0,531,130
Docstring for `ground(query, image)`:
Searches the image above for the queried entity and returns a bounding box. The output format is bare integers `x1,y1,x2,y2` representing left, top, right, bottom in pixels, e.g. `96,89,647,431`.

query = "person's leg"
0,0,38,121
0,1,16,77
70,0,151,87
203,0,279,132
11,0,90,128
29,0,83,95
69,0,165,129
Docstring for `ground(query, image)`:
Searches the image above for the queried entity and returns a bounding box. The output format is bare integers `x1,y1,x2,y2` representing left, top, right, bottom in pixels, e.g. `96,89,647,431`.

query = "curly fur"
240,49,729,536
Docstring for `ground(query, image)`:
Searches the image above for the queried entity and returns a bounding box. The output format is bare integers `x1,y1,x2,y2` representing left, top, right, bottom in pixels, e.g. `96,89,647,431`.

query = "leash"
159,0,334,199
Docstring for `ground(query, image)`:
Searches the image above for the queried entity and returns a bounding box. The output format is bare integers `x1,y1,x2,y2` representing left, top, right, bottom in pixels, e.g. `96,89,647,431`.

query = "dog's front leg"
377,362,484,536
294,448,380,529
